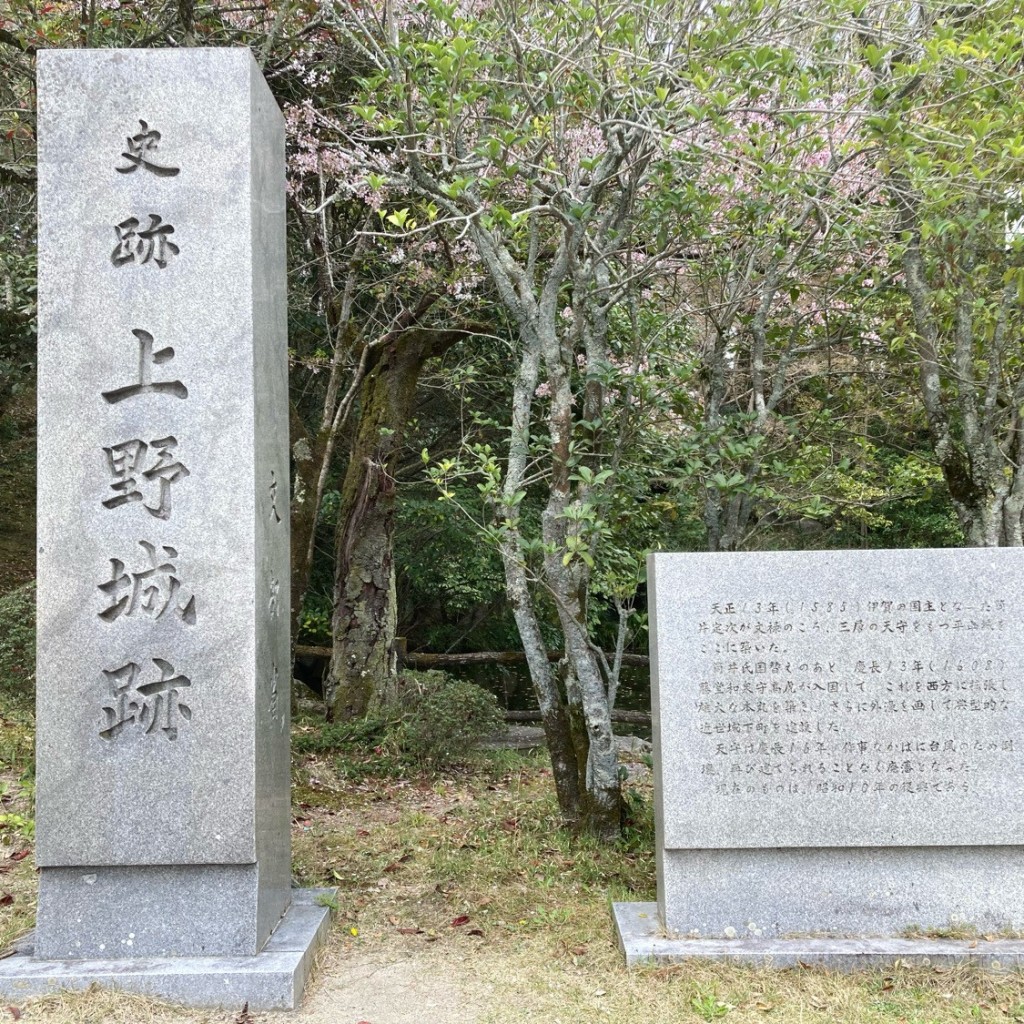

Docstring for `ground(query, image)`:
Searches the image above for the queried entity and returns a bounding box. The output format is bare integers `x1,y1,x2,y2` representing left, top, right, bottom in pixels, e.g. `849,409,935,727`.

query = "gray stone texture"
658,846,1024,938
35,47,290,958
613,903,1024,970
36,865,263,958
648,549,1024,940
0,890,335,1011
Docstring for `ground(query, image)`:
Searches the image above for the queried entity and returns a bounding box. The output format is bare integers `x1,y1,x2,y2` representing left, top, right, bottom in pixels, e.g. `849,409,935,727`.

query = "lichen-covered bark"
501,539,582,824
326,329,470,720
539,335,622,841
461,195,627,838
894,190,1024,548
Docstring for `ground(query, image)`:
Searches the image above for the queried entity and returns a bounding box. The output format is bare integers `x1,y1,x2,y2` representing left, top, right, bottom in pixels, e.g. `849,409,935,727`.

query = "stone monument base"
613,902,1024,970
0,889,335,1011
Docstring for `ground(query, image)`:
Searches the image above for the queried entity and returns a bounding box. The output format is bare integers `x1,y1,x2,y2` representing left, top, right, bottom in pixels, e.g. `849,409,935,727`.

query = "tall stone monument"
615,548,1024,968
0,48,332,1009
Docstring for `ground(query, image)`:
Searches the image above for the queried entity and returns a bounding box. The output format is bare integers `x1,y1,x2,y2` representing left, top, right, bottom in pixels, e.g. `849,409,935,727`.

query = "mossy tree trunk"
325,327,476,720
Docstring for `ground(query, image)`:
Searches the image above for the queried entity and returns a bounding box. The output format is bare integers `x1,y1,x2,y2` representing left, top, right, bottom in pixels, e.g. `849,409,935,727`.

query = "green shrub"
291,672,505,775
0,582,34,703
0,583,36,776
390,670,504,767
297,595,332,643
292,716,388,754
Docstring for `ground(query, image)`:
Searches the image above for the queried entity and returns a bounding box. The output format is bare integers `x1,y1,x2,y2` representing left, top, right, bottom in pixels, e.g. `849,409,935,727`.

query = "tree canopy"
1,0,1021,836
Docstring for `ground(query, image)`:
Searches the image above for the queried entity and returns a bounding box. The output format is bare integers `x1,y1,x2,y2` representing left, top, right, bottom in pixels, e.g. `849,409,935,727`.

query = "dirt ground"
280,945,494,1024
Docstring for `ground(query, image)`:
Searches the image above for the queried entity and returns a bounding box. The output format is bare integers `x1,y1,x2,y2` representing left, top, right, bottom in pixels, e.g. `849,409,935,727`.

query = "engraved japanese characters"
34,46,292,959
98,120,192,741
648,548,1024,940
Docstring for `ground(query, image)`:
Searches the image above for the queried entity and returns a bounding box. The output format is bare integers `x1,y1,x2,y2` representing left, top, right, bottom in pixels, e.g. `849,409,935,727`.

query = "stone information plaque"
611,548,1024,958
33,48,290,962
650,549,1024,849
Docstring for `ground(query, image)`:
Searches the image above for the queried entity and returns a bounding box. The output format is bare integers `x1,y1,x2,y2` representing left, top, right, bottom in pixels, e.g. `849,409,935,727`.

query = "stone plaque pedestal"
0,48,332,1010
615,548,1024,969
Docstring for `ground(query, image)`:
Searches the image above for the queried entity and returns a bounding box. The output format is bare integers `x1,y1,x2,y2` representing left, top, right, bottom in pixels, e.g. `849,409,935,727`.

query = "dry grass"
0,776,36,954
2,729,1024,1023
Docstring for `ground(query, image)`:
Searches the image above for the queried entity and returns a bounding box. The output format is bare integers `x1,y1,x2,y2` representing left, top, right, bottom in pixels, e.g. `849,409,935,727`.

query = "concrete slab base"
0,888,336,1010
613,902,1024,970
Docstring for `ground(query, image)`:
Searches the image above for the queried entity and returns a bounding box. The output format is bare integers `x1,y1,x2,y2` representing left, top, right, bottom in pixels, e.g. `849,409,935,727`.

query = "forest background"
1,0,1023,839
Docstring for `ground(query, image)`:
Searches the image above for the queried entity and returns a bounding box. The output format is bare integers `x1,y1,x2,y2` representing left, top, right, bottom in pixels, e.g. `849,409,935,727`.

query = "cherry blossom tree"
330,0,869,836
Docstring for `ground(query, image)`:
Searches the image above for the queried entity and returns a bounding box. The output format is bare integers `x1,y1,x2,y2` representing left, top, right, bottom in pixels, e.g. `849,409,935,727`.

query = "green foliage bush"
395,492,523,653
0,582,35,704
292,716,387,754
297,595,332,643
292,672,504,774
390,670,504,767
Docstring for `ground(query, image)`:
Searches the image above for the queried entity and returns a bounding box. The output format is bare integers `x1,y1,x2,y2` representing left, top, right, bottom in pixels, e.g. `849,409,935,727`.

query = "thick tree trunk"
325,340,419,719
327,453,400,719
326,328,470,720
956,485,1024,548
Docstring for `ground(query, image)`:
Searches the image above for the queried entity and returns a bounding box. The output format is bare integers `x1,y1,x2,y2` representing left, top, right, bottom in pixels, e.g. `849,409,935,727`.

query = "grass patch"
2,687,1024,1022
0,387,36,595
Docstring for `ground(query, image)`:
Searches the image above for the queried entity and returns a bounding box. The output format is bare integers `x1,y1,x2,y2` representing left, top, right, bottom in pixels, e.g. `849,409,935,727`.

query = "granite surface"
614,902,1024,969
658,846,1024,938
649,549,1024,850
647,548,1024,942
0,890,334,1010
36,864,263,959
35,47,290,957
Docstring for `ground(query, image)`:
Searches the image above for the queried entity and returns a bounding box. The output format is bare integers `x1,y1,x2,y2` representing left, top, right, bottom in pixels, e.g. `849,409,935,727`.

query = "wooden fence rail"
294,643,650,669
293,643,652,727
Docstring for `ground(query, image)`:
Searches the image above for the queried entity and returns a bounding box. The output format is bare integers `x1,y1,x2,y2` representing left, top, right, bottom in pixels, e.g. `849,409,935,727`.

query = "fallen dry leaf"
450,914,471,927
6,1007,20,1021
0,895,13,908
